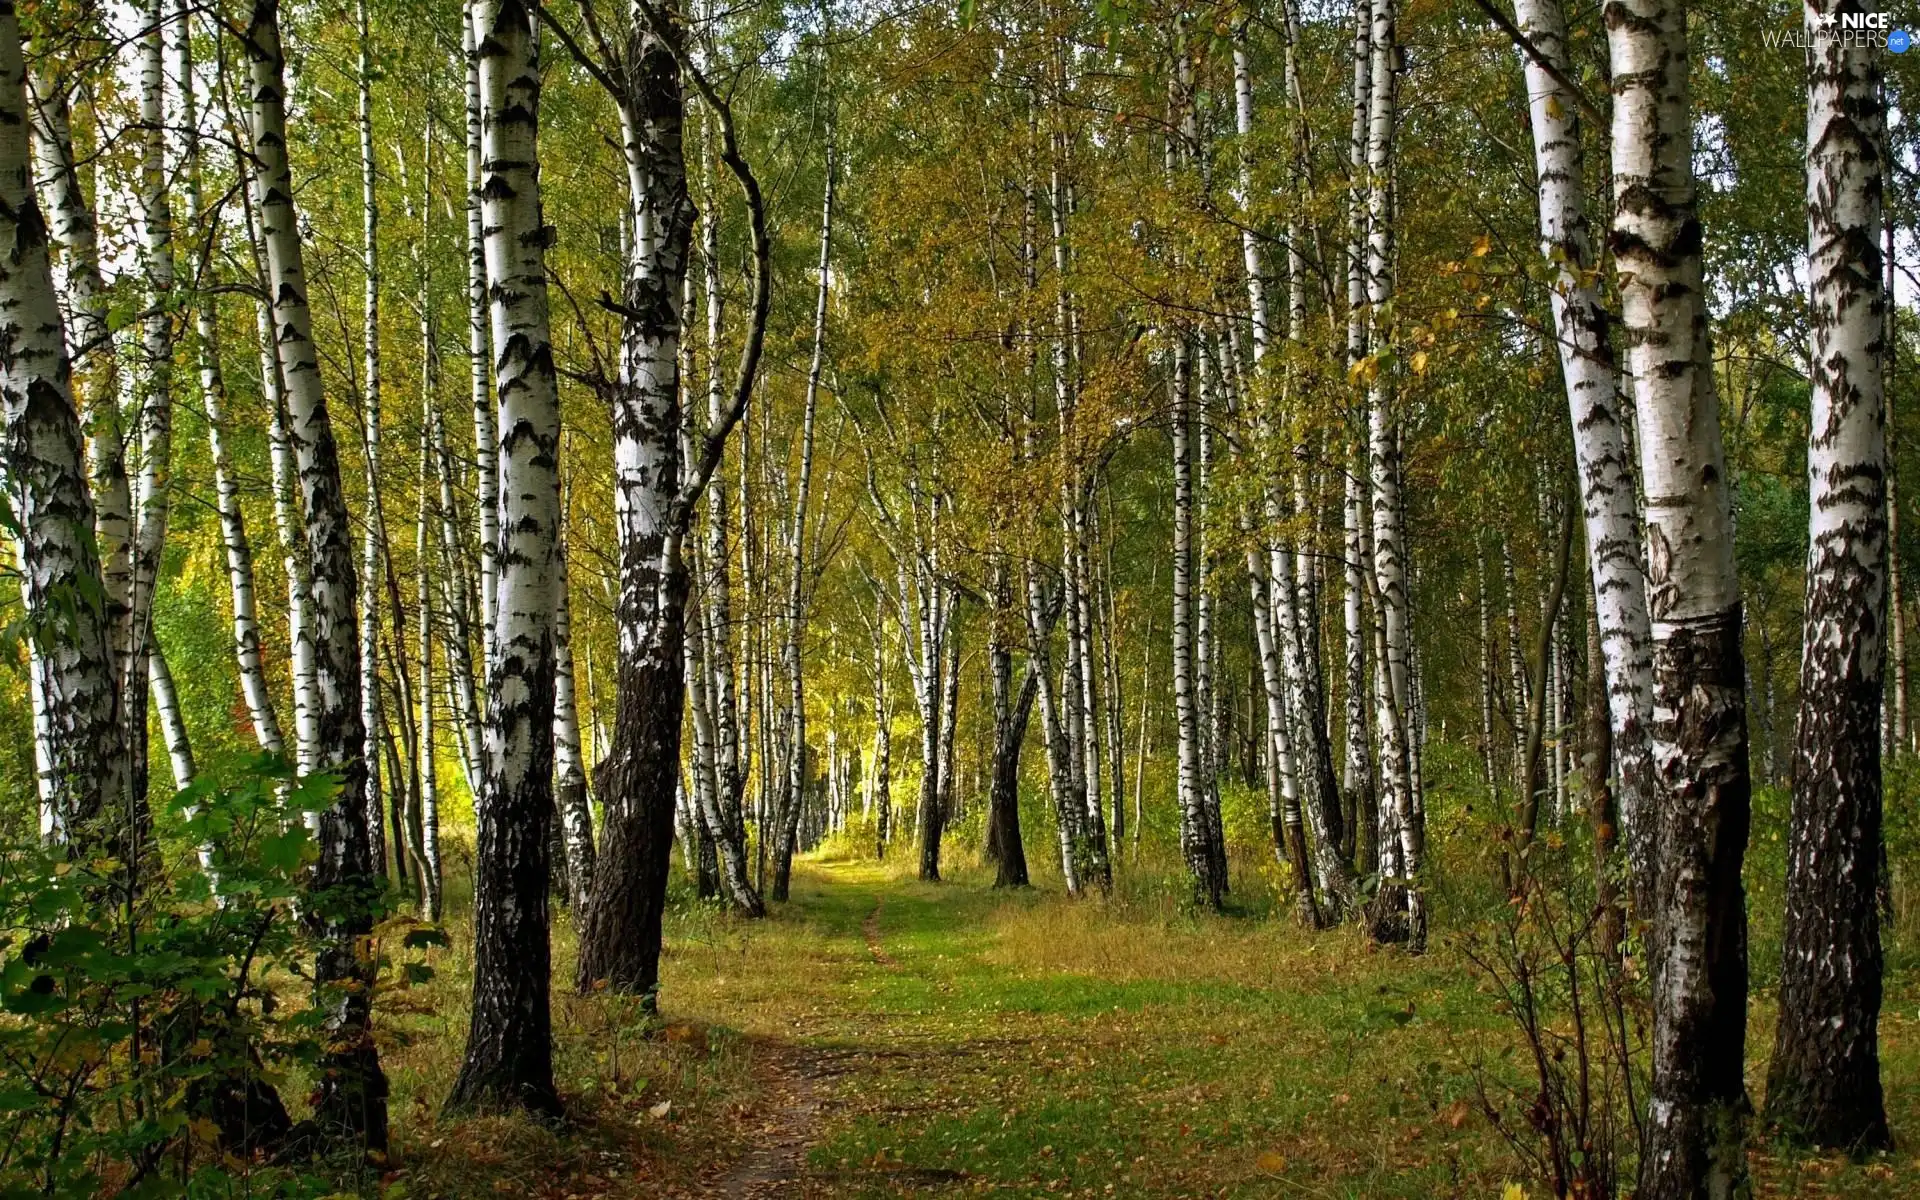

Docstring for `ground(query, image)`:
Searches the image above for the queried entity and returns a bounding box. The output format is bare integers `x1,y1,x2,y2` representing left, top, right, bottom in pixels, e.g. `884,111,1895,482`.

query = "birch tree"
446,0,566,1115
574,0,768,997
1509,0,1655,909
1,0,125,846
355,0,389,876
124,0,175,820
1606,1,1753,1193
245,0,388,1148
1363,0,1423,949
1766,0,1891,1151
172,1,283,756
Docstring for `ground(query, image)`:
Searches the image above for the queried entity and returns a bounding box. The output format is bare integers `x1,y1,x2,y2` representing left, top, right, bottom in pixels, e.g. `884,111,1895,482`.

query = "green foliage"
0,759,339,1198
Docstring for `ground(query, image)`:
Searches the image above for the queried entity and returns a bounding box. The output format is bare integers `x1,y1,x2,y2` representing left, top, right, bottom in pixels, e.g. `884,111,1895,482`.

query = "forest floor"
379,856,1920,1200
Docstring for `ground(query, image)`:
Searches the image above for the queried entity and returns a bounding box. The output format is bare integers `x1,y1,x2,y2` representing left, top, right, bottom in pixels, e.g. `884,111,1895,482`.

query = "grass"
359,838,1918,1200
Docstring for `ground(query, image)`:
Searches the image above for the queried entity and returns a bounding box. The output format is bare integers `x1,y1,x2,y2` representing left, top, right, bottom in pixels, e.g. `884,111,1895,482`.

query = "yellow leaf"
1545,93,1566,121
1503,1183,1527,1200
1471,233,1492,257
1411,351,1429,375
1255,1151,1287,1174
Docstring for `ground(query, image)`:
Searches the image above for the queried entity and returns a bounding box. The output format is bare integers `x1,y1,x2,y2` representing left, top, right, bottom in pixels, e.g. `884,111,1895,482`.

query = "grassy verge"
368,846,1915,1199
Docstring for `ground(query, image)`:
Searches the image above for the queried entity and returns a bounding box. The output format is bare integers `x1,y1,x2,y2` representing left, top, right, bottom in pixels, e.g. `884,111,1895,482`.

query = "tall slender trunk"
697,106,748,882
168,12,283,756
775,106,834,894
1886,215,1906,757
1172,331,1221,910
1048,94,1109,891
355,0,387,877
1166,21,1224,911
1364,0,1422,949
27,73,134,828
1477,539,1497,789
447,0,563,1116
3,1,125,844
465,1,498,672
415,429,444,920
243,171,319,773
988,563,1035,888
1512,0,1656,906
1237,5,1323,920
1341,0,1374,876
1606,2,1753,1193
911,553,949,882
125,0,176,828
1193,338,1227,891
937,607,962,828
554,508,595,913
1250,544,1322,924
1766,0,1891,1152
245,0,387,1149
432,412,487,797
686,539,763,914
1097,504,1126,847
577,9,697,1000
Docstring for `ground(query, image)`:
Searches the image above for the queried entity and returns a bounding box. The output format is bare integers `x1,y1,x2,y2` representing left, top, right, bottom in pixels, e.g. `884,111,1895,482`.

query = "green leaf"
260,825,313,873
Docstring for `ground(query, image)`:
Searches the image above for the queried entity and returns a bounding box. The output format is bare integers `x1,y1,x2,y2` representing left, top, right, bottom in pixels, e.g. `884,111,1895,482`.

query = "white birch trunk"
172,5,283,757
147,644,196,793
779,104,833,886
1365,0,1423,948
245,0,386,1145
1606,2,1752,1193
1512,0,1655,890
464,1,499,673
27,73,133,735
416,423,444,921
1766,0,1891,1151
3,7,125,841
432,410,487,798
126,0,176,816
553,509,594,913
1341,0,1375,864
447,0,564,1112
242,161,318,774
355,0,389,875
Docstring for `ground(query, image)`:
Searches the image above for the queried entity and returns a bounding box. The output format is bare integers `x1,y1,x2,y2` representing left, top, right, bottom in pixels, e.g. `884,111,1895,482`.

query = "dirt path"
705,1039,834,1197
862,894,898,969
703,891,895,1196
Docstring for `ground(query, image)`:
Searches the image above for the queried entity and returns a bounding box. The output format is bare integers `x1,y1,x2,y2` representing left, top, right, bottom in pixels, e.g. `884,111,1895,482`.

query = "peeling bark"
1766,0,1890,1152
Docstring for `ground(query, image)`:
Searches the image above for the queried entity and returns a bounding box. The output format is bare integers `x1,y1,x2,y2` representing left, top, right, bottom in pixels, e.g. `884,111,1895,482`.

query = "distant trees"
0,0,1906,1181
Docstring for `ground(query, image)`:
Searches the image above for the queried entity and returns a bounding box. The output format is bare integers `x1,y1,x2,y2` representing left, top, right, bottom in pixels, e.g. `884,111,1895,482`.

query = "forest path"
463,859,1920,1200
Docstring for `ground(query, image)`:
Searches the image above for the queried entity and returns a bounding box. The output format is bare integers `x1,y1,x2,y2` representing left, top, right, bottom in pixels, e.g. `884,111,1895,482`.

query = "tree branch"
639,0,771,530
1467,0,1606,126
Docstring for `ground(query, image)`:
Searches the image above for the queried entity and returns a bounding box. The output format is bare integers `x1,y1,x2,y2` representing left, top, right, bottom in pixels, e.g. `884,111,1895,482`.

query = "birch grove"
0,0,1910,1190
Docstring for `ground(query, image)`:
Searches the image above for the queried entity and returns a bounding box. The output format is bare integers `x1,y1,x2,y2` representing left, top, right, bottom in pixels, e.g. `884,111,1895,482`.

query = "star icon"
1818,10,1838,27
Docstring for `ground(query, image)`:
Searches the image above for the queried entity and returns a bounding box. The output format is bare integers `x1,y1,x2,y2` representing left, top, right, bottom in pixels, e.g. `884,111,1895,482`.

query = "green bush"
0,759,343,1198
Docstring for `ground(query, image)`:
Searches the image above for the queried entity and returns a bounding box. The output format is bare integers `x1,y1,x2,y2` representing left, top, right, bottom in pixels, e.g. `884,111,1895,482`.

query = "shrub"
0,759,341,1197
